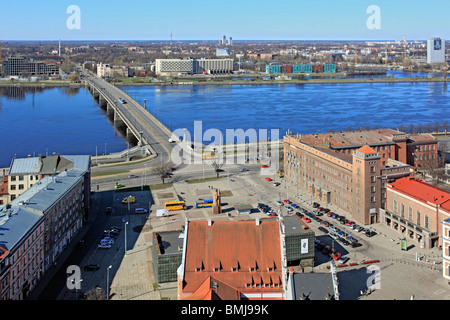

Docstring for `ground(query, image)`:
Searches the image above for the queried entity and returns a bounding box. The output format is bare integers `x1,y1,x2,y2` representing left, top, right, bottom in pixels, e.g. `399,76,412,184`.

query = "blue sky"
0,0,448,41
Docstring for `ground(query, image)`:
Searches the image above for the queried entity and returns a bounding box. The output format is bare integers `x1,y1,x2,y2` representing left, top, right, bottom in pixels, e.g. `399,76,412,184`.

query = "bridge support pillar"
98,94,106,107
114,111,125,127
106,103,114,116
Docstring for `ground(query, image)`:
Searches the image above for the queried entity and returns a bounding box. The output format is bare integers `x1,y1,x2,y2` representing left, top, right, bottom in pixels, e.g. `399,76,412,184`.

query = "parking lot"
57,163,450,300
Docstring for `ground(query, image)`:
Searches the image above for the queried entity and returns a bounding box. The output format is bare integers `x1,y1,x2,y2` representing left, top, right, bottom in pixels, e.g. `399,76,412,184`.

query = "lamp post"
106,265,112,300
124,221,129,254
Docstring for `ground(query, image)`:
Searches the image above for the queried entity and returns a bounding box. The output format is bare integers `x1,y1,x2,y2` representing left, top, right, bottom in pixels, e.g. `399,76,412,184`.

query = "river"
1,80,449,167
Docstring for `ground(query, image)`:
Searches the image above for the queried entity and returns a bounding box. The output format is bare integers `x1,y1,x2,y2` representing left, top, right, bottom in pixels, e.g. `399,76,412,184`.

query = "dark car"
318,226,328,233
323,208,331,213
313,202,320,208
296,212,304,218
84,264,100,271
365,230,377,237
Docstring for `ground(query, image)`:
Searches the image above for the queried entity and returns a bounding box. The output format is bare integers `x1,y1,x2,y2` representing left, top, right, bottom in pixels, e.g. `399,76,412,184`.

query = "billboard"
434,39,442,50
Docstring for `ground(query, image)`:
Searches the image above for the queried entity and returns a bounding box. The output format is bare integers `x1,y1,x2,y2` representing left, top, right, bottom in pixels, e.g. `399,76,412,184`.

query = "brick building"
442,218,450,282
177,219,285,300
284,129,439,225
284,135,412,225
380,177,450,249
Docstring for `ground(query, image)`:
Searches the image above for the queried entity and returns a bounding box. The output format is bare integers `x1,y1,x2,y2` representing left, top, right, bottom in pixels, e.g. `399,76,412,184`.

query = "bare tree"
151,163,172,184
84,287,107,300
210,160,224,178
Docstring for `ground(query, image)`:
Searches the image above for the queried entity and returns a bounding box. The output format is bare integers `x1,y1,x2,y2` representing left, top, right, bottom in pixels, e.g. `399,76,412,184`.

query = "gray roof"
9,157,41,175
0,206,43,251
8,155,90,176
154,230,184,255
284,216,314,236
292,272,336,300
16,169,84,213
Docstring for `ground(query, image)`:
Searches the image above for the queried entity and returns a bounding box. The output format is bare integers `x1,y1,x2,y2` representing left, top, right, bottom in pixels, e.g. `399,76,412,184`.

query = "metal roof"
9,157,41,175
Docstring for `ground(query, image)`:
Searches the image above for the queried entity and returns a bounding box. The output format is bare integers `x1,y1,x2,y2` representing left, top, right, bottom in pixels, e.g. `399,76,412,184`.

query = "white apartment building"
427,38,446,64
155,58,234,76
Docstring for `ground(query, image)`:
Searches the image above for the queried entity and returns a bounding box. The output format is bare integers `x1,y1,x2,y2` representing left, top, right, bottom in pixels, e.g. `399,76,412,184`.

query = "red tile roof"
181,220,283,299
388,177,450,212
356,145,377,154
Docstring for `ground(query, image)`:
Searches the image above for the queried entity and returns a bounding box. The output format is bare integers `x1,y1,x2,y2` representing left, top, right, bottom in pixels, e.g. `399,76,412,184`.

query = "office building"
155,58,234,76
427,38,446,64
2,56,59,77
177,219,285,300
284,130,419,225
380,176,450,249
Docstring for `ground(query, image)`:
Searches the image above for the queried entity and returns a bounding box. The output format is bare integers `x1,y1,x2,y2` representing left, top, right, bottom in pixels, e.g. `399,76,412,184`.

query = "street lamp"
124,221,129,254
106,265,112,300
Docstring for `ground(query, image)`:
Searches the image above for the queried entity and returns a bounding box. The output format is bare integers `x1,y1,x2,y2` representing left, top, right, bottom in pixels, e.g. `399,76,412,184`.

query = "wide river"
1,80,449,167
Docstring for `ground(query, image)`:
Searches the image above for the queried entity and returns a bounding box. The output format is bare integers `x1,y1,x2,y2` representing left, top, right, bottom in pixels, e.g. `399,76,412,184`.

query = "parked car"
284,205,293,212
276,200,283,206
291,203,297,208
128,174,138,178
346,220,355,226
323,208,331,213
269,212,278,217
97,243,111,249
365,230,377,237
337,255,349,264
302,216,311,223
318,226,328,233
265,177,272,181
328,232,339,240
283,199,291,204
313,202,320,208
84,264,100,271
273,182,280,186
322,245,331,255
327,212,333,217
261,165,269,168
320,220,329,227
296,212,304,218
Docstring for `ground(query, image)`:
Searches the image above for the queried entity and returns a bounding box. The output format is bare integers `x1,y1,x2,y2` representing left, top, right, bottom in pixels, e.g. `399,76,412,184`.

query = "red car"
302,216,311,223
320,220,329,227
327,212,334,217
283,199,291,204
346,220,355,226
333,252,342,261
265,177,272,181
261,165,269,168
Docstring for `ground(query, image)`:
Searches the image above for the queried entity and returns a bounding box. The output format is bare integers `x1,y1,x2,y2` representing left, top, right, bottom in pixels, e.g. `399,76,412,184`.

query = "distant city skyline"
0,0,449,41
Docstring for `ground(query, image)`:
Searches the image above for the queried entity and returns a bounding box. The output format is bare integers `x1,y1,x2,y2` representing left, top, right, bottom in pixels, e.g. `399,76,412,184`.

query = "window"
10,185,16,190
425,215,429,229
11,176,16,182
393,200,398,213
417,210,421,226
401,204,405,218
409,207,413,220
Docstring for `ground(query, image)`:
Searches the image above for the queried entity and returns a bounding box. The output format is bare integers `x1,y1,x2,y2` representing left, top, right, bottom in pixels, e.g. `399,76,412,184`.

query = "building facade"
284,134,412,225
0,205,45,300
442,218,450,282
380,176,450,249
2,56,59,77
427,38,446,64
155,58,234,76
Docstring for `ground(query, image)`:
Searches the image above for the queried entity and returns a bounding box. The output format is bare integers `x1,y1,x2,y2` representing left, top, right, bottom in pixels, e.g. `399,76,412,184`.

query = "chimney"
256,218,260,226
208,219,212,226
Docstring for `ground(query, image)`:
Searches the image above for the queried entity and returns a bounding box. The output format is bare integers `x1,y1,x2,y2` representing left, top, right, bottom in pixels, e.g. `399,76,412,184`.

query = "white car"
276,200,283,206
284,205,293,212
328,232,339,240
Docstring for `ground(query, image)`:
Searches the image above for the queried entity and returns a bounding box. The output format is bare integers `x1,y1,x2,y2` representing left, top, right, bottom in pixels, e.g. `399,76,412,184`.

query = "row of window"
393,200,430,229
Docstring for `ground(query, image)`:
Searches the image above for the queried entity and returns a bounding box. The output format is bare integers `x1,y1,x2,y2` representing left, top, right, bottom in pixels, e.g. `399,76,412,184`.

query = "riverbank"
1,77,447,88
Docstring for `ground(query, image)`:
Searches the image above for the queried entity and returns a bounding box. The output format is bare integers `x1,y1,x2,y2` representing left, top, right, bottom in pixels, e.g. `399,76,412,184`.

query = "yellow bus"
164,201,187,211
